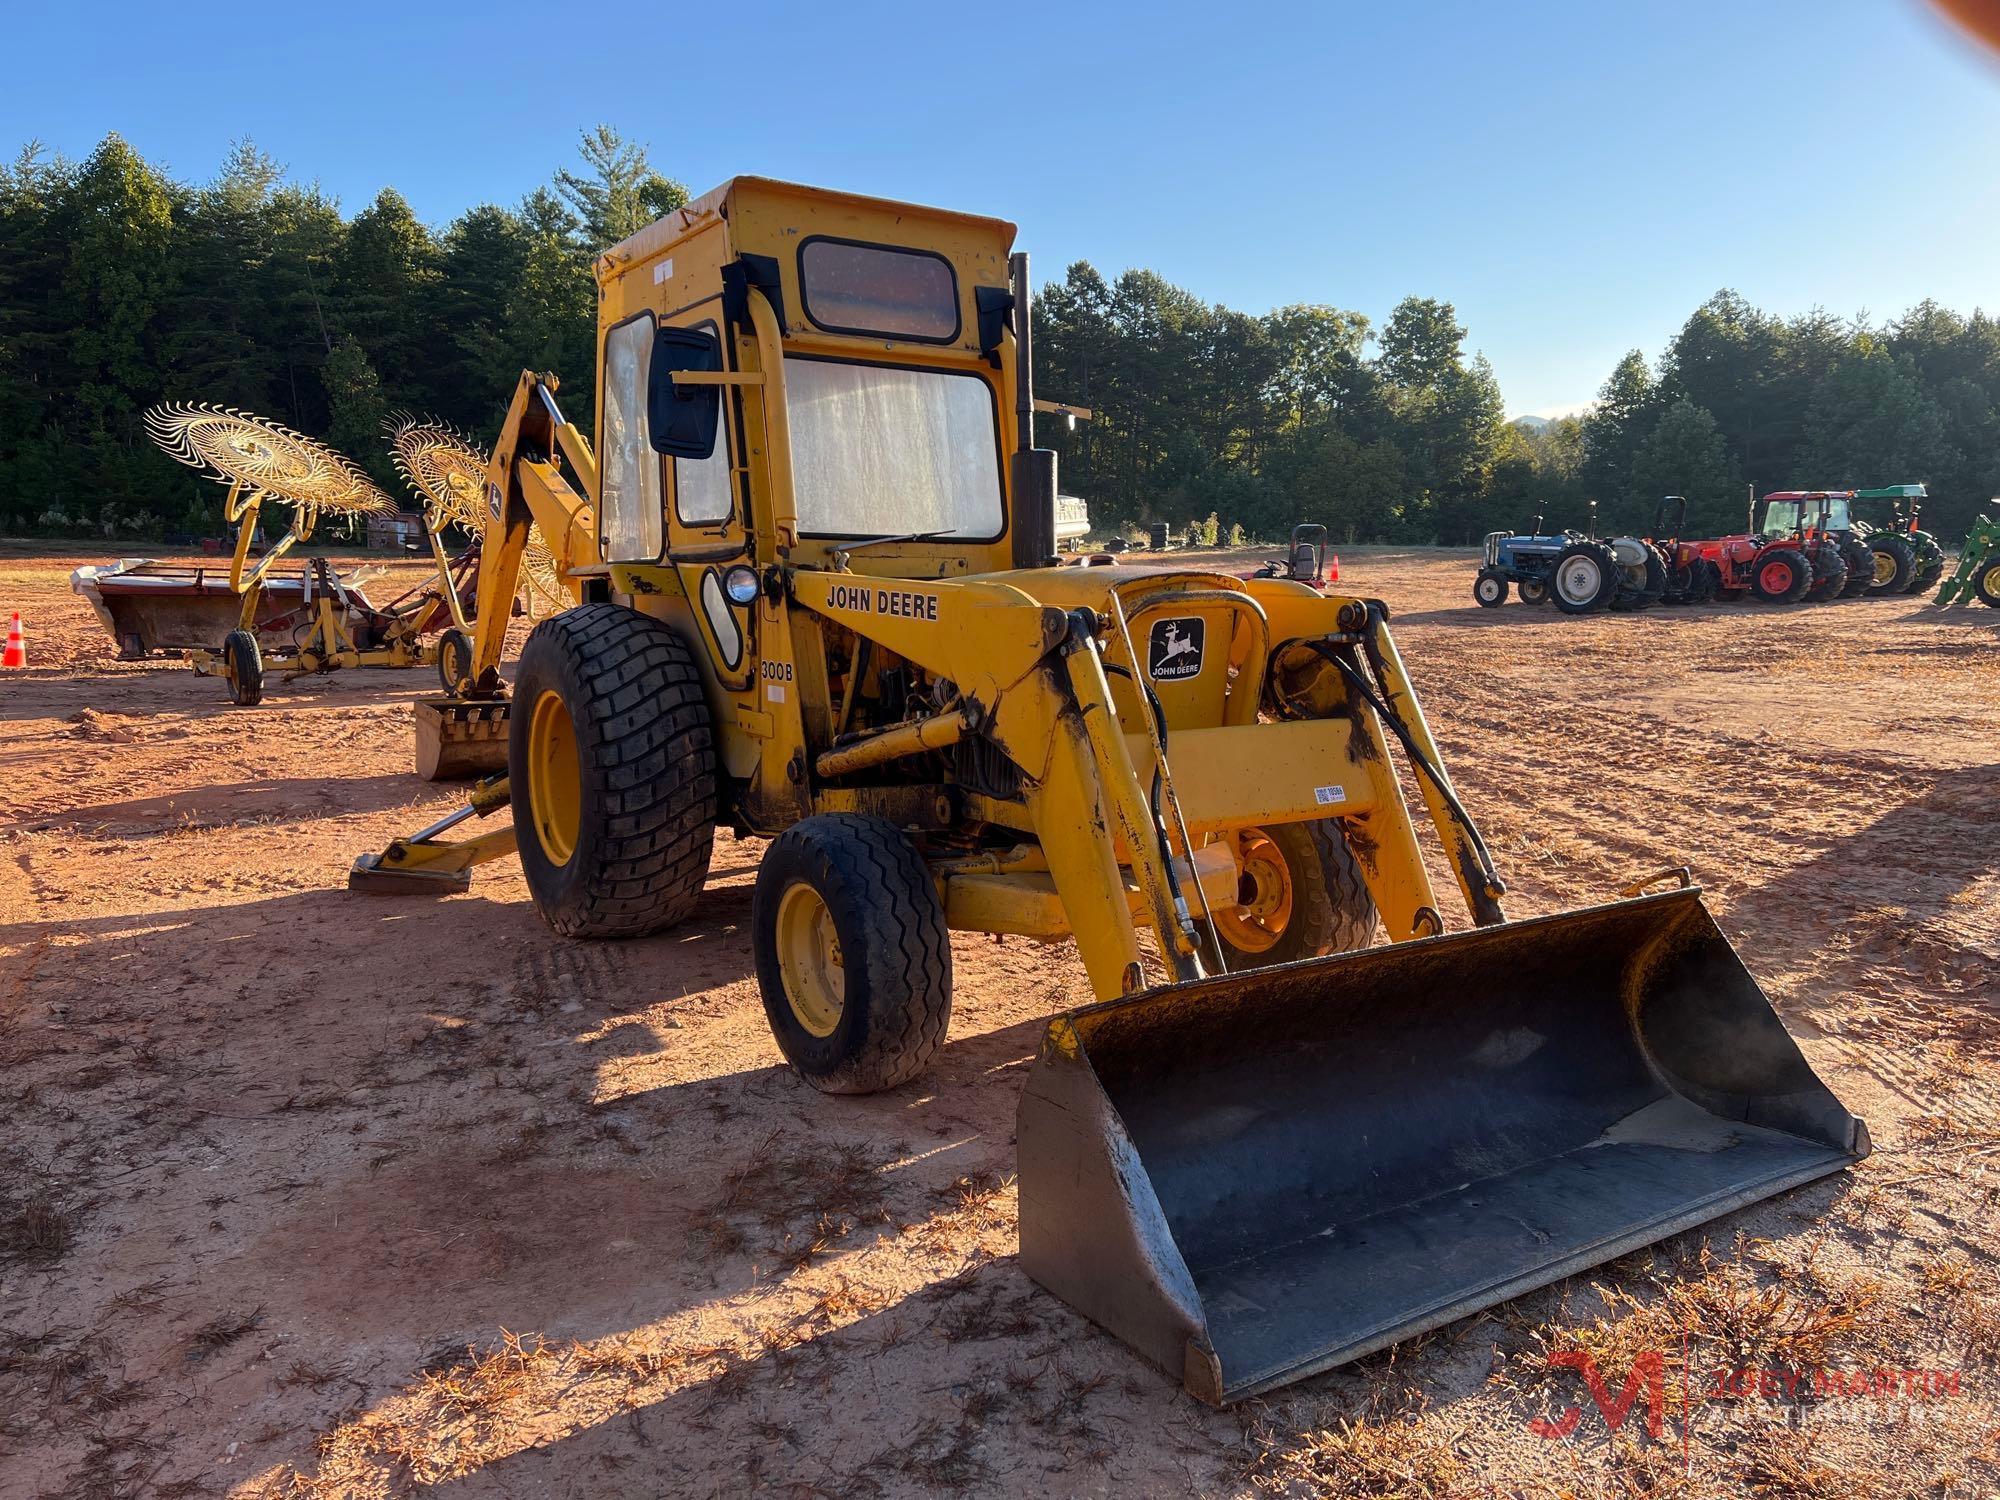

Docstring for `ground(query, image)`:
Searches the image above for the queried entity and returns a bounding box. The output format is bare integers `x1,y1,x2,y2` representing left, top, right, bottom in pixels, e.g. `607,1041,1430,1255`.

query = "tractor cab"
1761,486,1936,597
1760,492,1853,537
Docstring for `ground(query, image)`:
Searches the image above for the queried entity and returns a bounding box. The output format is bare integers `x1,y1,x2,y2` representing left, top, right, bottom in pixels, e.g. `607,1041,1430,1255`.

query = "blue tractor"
1475,511,1632,614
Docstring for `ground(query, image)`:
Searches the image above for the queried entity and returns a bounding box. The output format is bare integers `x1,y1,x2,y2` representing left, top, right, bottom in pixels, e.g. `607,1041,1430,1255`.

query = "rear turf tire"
753,814,952,1094
1214,820,1378,968
1751,548,1813,603
1473,569,1508,607
510,604,716,939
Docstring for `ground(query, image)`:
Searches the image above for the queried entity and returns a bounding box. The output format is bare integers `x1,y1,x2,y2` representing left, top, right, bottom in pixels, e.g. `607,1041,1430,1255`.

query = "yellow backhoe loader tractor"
351,178,1866,1403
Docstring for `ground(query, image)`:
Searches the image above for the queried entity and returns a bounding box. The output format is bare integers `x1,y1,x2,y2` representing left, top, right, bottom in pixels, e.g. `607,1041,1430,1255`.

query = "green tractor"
1936,512,2000,608
1850,484,1947,596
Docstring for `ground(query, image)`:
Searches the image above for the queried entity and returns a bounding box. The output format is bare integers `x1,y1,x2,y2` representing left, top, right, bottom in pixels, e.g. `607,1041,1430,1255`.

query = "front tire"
1974,559,2000,608
753,814,952,1094
510,604,716,939
1473,569,1509,608
1213,820,1378,968
1751,548,1812,603
436,627,474,695
1517,578,1550,606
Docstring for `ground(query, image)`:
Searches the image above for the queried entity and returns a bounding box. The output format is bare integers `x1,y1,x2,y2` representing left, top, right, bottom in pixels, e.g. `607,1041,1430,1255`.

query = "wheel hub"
526,688,582,866
1557,557,1600,603
775,880,845,1037
1217,831,1294,954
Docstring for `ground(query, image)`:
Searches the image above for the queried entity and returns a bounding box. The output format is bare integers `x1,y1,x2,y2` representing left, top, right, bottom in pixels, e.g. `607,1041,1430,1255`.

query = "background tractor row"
1477,486,1948,615
1474,501,1664,613
1756,486,1943,599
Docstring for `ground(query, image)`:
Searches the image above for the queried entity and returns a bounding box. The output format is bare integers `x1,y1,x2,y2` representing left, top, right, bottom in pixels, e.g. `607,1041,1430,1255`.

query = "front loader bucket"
1017,887,1867,1405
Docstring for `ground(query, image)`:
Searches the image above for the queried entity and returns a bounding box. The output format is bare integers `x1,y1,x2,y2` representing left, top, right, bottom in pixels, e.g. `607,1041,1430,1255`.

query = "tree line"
2,130,1993,545
0,128,682,538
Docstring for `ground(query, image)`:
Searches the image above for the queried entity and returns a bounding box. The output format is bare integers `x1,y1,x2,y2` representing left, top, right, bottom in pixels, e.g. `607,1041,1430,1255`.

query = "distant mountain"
1510,415,1553,432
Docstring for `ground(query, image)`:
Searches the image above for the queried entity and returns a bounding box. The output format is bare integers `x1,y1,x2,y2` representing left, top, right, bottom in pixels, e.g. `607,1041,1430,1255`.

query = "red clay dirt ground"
1,543,1997,1498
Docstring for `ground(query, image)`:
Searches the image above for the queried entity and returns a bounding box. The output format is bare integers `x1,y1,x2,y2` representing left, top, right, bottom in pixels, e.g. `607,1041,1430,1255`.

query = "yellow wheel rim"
1217,829,1294,954
1978,562,2000,597
526,687,581,866
775,881,845,1037
1873,551,1898,585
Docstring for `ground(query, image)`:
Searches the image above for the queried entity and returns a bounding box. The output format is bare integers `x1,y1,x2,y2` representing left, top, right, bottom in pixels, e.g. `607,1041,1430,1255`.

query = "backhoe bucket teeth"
1017,887,1867,1406
415,698,510,781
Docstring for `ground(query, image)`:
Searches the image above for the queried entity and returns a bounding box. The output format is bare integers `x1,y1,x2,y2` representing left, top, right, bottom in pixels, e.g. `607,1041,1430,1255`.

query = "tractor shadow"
1,771,436,834
1732,759,2000,928
1390,601,1723,628
0,655,519,723
108,992,1065,1494
1725,759,2000,1082
0,876,759,986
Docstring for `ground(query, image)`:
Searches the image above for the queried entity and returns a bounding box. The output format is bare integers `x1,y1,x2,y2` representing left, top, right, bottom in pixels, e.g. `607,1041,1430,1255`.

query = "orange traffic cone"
2,612,24,669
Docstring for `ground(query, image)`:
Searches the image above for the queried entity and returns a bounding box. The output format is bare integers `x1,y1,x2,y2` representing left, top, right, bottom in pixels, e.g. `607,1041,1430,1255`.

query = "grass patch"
1247,1393,1463,1499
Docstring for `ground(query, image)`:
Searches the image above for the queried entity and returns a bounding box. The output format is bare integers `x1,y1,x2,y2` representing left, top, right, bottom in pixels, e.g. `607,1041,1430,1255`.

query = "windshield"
786,358,1003,539
1765,498,1849,532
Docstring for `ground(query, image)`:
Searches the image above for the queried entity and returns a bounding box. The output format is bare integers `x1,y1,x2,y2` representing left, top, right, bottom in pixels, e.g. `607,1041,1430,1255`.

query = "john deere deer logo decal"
1148,617,1205,681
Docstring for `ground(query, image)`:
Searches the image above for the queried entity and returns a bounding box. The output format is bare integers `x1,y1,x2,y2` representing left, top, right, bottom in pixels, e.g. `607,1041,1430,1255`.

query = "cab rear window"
799,238,959,342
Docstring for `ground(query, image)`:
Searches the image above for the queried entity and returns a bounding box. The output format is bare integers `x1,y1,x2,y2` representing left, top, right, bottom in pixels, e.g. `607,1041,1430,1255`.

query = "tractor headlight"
722,565,762,606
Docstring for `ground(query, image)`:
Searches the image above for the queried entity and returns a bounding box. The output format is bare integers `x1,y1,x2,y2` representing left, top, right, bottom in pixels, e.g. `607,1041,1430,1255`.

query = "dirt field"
2,543,1996,1499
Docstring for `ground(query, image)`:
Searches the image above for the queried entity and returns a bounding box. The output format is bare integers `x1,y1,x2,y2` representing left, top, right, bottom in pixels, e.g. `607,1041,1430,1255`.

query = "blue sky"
7,0,1999,416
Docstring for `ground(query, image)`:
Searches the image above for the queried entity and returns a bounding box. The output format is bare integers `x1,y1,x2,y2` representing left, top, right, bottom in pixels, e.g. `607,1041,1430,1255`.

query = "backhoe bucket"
1018,887,1867,1405
415,698,510,781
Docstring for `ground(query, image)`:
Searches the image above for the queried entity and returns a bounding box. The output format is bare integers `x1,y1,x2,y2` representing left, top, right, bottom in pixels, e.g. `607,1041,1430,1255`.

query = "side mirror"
647,325,722,460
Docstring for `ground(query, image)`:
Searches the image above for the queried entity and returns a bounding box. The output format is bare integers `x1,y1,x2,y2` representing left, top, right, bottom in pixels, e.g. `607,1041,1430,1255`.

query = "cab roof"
596,176,1018,284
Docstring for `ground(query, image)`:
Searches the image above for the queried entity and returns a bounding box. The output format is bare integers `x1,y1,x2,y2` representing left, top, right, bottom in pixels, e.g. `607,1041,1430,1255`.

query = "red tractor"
1686,515,1818,604
1645,496,1717,604
1758,492,1870,600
